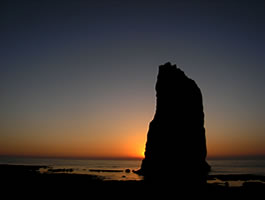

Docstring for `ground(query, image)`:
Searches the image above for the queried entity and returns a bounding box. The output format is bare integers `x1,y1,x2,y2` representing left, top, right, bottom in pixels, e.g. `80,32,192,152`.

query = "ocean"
1,156,265,181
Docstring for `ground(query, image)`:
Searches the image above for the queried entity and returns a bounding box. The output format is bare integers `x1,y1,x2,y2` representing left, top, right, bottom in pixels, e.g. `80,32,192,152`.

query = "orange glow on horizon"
1,117,264,160
0,129,146,159
1,132,265,159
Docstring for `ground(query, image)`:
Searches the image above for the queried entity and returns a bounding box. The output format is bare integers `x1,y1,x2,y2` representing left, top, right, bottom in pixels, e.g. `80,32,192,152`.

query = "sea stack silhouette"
136,62,210,184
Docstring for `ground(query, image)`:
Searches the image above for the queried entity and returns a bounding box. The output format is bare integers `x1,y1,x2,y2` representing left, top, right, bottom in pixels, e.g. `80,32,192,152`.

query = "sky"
0,0,265,159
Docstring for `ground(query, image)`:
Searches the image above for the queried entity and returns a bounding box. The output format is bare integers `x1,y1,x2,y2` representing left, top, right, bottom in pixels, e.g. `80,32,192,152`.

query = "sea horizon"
1,155,265,182
1,154,265,161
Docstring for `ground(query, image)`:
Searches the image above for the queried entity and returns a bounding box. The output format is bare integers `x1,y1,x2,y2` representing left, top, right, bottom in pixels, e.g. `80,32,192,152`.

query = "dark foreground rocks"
1,164,264,198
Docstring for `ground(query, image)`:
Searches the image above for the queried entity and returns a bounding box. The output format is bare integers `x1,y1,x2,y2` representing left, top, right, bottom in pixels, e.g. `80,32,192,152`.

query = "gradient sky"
1,0,265,159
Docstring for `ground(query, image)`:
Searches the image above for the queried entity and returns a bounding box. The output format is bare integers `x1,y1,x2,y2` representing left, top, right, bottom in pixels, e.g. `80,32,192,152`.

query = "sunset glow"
1,1,265,160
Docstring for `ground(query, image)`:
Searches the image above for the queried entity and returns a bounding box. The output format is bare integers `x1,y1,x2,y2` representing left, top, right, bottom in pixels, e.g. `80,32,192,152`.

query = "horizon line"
0,154,144,160
1,154,265,160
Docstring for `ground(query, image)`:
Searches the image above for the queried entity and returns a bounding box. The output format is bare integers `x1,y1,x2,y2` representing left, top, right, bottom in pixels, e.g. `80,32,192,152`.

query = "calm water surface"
1,157,265,181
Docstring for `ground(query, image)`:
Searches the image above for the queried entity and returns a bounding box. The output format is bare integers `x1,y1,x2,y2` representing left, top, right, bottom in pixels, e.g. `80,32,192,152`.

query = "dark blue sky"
1,0,265,158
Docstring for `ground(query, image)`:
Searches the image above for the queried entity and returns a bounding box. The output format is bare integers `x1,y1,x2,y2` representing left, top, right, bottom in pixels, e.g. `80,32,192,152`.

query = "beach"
1,164,264,198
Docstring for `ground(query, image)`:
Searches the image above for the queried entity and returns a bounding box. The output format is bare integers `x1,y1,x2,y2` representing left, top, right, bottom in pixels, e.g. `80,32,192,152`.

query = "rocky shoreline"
1,164,264,197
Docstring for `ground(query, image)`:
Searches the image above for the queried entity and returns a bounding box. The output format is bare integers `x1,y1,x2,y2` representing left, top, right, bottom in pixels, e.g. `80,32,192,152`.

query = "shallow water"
1,156,265,182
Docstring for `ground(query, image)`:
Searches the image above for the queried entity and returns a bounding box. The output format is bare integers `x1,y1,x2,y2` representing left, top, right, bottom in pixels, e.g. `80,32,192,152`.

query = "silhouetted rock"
89,169,123,173
136,62,210,184
48,168,74,173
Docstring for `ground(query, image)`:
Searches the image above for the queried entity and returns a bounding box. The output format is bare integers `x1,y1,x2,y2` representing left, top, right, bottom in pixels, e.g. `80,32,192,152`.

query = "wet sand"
1,164,264,198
